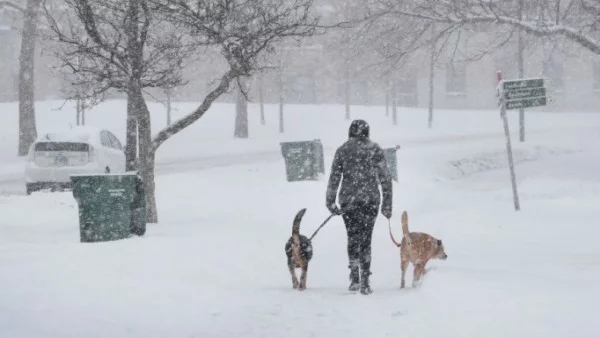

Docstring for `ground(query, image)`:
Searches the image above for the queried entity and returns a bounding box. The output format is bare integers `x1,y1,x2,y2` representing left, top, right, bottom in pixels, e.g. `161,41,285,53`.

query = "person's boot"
360,269,372,295
348,260,360,292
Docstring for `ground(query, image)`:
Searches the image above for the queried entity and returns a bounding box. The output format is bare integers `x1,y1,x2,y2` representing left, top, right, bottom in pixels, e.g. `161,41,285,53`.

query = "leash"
309,214,335,241
388,219,401,247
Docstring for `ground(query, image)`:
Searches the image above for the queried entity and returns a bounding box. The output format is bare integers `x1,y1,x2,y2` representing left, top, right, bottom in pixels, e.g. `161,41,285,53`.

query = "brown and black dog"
389,211,448,288
285,208,313,290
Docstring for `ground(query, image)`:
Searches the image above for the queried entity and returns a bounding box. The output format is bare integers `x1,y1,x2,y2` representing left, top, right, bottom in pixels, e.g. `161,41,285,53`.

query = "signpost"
504,88,546,101
502,78,545,91
505,97,547,110
495,73,550,211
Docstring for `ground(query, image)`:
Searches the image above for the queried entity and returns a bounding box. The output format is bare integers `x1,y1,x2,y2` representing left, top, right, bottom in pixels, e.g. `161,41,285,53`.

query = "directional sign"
505,96,547,110
504,87,546,101
502,78,545,91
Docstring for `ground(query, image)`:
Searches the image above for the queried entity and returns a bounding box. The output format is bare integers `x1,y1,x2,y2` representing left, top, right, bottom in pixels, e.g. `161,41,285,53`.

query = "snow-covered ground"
1,100,600,337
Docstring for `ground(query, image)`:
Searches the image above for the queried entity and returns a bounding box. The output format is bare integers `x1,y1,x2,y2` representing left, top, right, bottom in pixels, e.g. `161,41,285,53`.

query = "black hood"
348,119,370,138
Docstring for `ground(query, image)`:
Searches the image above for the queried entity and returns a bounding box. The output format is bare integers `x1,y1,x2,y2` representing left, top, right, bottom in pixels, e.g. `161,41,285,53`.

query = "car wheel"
25,184,35,196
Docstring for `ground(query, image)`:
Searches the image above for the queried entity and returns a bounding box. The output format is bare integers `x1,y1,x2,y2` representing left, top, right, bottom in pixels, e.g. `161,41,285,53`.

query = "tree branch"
152,70,237,151
0,0,24,12
384,5,600,55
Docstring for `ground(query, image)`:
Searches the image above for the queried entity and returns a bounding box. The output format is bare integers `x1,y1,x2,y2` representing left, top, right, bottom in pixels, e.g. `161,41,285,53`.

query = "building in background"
2,2,600,112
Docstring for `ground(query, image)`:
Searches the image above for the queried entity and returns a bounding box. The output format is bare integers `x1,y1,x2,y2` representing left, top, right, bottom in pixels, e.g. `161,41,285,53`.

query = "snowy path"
1,122,600,337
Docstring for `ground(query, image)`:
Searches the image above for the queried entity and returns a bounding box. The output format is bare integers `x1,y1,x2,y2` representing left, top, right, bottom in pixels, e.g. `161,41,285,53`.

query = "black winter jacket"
326,136,393,214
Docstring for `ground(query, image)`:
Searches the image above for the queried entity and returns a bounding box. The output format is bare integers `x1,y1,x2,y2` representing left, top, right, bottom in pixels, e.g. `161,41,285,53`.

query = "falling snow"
1,0,600,337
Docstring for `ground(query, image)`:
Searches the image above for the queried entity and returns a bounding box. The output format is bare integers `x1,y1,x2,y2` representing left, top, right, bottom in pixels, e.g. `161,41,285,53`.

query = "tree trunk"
428,23,436,129
392,80,398,126
81,101,85,126
125,96,138,171
518,0,525,142
77,98,86,126
278,65,284,133
18,0,41,156
385,85,389,116
234,79,249,138
144,148,158,223
76,97,81,125
131,87,158,223
166,89,172,126
124,0,142,172
428,41,435,128
259,74,265,125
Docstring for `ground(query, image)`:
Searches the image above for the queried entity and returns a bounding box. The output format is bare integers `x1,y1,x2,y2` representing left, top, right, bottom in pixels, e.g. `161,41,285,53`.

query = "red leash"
388,219,401,247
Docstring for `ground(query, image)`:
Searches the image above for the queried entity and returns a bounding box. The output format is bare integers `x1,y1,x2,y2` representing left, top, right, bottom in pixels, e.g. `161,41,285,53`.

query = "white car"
24,126,126,195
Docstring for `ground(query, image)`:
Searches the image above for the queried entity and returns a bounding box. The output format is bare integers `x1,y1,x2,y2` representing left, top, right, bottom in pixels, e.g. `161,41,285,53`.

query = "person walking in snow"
325,119,393,295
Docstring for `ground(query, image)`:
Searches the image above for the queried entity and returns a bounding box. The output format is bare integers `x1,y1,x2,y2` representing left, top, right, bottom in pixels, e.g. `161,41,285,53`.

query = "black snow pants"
342,203,379,272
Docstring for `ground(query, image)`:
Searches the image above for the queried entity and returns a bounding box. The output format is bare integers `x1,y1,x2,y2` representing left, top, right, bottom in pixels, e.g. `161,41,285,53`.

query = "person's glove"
328,203,343,215
382,207,392,219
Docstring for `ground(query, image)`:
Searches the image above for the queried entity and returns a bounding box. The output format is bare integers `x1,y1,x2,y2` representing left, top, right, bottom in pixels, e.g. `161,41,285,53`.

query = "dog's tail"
401,211,409,235
292,208,307,235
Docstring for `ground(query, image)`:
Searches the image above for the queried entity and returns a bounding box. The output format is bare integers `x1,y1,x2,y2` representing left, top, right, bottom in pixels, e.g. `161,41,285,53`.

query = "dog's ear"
437,239,442,246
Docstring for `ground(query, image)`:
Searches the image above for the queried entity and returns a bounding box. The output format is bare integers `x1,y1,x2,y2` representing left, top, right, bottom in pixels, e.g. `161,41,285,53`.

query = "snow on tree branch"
373,0,600,56
0,0,25,13
41,0,193,95
149,0,320,150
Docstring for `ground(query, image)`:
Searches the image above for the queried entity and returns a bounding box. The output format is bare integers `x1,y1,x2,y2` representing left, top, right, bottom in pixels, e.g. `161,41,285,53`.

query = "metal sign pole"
497,71,521,211
501,100,521,211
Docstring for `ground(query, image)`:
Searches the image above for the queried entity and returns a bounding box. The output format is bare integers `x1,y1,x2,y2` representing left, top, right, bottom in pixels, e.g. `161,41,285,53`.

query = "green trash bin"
280,139,325,182
383,145,401,182
70,173,147,243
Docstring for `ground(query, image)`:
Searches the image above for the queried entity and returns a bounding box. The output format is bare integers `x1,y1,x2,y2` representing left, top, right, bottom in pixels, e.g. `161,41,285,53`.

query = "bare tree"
151,0,319,142
359,0,533,127
43,0,191,173
46,0,318,223
353,8,443,127
373,1,600,56
318,0,370,120
57,53,108,126
1,0,41,156
43,0,195,223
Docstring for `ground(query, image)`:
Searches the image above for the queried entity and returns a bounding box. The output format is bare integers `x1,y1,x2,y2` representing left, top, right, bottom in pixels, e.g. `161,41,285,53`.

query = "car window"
100,131,112,148
107,132,123,150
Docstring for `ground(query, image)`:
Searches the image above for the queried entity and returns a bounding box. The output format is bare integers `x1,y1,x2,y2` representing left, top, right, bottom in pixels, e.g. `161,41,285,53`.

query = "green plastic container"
280,139,325,182
71,173,146,243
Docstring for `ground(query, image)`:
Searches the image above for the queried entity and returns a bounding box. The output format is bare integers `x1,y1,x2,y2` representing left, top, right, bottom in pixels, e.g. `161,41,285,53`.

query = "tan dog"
388,211,448,288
